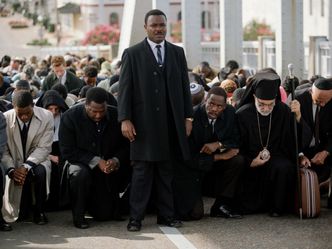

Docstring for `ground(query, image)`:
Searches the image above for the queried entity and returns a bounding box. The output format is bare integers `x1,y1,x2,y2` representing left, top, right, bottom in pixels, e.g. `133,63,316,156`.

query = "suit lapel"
305,91,315,129
10,116,24,161
199,105,213,139
26,114,40,154
143,39,163,73
165,41,173,82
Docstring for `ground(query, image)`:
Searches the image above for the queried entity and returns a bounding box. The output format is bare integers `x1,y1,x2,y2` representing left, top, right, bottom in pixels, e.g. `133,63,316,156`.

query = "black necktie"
156,45,163,65
21,123,28,160
314,105,320,148
210,119,215,134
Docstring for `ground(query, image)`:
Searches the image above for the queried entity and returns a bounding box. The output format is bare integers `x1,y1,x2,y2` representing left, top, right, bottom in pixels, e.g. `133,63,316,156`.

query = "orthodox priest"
236,72,296,216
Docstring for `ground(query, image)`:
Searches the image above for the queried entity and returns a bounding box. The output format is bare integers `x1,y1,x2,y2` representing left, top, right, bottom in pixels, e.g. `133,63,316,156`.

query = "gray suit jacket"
2,106,54,171
1,106,53,222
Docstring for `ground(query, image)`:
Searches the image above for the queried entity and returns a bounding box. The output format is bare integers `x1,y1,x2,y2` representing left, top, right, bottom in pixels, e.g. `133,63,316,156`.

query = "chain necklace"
256,111,272,160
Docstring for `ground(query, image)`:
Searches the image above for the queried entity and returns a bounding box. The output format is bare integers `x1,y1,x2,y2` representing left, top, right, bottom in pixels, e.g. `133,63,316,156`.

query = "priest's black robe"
236,101,296,214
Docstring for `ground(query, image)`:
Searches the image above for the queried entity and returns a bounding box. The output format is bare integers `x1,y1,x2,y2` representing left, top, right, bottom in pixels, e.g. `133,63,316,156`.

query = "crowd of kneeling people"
0,54,331,232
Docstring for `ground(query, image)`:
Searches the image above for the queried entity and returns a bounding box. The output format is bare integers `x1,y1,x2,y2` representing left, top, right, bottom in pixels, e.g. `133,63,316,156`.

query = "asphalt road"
0,198,331,249
0,13,49,58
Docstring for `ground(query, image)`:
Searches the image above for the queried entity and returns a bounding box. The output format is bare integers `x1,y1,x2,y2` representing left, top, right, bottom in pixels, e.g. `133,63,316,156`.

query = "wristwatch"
186,118,194,122
218,141,225,152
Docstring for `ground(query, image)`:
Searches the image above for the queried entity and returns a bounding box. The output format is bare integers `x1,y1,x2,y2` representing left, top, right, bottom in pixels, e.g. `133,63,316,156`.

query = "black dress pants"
68,164,92,220
19,164,47,217
69,163,120,221
129,160,175,221
212,154,245,200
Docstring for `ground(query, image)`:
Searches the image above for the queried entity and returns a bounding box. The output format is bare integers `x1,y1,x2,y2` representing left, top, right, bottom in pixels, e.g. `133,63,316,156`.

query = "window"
177,11,181,21
201,11,211,29
109,12,119,26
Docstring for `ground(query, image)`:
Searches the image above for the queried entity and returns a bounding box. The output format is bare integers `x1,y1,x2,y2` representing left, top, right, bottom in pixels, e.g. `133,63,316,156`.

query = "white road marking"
159,226,198,249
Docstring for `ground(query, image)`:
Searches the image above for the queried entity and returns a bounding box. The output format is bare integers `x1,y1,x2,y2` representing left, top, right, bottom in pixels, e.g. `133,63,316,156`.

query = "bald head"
311,84,332,107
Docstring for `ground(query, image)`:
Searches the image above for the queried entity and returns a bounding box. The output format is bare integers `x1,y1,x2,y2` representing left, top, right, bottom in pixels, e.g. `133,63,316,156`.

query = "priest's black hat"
314,77,332,90
237,71,281,109
253,72,280,100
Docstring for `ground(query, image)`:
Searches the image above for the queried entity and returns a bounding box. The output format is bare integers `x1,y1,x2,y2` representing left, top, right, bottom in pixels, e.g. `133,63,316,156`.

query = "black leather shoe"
73,217,89,229
210,205,242,219
269,212,281,217
157,216,183,228
33,213,48,225
127,218,141,232
0,220,12,232
328,196,332,209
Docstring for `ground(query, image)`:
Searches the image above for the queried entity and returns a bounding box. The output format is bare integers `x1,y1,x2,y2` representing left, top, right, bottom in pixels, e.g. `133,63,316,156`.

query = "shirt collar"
146,38,165,50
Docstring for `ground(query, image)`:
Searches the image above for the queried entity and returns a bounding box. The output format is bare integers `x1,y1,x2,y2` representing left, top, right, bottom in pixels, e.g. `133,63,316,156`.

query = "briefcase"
296,168,320,218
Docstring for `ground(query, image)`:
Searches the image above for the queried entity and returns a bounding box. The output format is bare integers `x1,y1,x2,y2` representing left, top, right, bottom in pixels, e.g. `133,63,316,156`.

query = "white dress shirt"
147,38,165,64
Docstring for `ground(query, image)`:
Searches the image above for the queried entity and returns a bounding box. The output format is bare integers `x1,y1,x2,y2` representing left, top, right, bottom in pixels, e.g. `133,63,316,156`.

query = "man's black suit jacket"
189,104,239,171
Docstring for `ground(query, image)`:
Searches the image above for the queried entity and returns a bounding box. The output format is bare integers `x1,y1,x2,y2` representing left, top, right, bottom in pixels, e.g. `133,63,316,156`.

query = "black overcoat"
118,39,193,161
59,104,129,167
295,87,332,154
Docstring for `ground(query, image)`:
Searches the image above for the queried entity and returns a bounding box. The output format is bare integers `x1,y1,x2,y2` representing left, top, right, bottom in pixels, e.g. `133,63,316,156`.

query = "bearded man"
236,72,296,216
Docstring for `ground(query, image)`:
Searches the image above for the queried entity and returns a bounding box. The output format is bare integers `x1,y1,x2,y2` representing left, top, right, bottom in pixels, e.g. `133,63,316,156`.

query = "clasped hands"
299,150,329,168
9,166,28,186
98,159,119,174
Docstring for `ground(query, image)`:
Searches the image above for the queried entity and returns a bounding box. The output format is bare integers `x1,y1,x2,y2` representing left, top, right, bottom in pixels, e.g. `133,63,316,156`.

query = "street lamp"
37,15,44,41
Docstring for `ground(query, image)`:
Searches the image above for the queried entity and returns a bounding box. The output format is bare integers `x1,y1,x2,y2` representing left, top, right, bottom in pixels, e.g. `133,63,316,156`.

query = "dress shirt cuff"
112,157,120,168
89,156,101,169
23,163,32,171
25,160,36,169
6,167,15,177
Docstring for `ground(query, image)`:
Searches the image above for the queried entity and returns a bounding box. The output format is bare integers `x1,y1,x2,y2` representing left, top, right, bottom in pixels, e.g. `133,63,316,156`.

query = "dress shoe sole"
127,225,141,232
0,225,12,231
74,224,89,229
127,219,142,232
210,212,243,219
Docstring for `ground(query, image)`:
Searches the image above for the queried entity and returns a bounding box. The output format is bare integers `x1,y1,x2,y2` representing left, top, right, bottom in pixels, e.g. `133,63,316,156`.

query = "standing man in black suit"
118,9,193,231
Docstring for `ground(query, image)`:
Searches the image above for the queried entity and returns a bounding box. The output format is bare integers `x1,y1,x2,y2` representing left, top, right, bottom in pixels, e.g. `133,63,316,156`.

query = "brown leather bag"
296,168,320,218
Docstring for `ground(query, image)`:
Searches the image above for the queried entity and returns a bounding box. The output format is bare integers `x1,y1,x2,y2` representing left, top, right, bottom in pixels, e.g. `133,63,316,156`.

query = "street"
1,198,331,249
0,13,52,58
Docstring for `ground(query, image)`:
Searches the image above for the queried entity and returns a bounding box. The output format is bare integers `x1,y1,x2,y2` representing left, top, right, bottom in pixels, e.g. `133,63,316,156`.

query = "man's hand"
98,159,111,174
311,150,329,165
214,148,239,161
12,166,28,186
200,142,220,155
299,154,311,167
250,151,270,168
289,100,301,122
49,155,59,165
185,119,193,137
121,120,136,142
106,159,119,173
